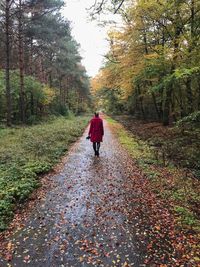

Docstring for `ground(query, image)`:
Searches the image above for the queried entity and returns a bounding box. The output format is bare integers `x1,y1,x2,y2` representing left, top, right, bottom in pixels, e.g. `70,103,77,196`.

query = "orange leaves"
155,225,161,231
7,241,13,251
4,241,14,262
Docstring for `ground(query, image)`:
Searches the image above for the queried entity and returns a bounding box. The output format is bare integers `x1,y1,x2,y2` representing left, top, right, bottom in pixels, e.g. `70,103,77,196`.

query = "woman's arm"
88,120,93,136
101,120,104,136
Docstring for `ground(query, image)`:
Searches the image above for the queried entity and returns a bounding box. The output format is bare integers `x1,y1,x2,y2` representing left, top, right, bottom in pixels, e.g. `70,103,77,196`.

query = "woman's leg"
97,142,100,151
93,142,97,154
96,142,100,156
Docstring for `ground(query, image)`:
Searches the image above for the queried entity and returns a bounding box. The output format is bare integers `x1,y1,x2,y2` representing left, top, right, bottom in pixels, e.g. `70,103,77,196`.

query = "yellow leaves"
5,242,14,262
7,241,13,251
144,53,159,60
90,73,104,93
42,85,56,105
92,0,196,105
122,261,129,267
107,29,123,41
91,67,120,96
91,8,148,101
79,256,84,262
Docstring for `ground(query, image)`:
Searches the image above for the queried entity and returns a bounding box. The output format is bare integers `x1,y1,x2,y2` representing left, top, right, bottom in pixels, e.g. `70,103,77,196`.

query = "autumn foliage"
91,0,200,126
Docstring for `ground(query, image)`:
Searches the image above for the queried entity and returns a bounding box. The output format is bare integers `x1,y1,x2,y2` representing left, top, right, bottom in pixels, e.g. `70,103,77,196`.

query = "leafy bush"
0,200,14,231
176,111,200,129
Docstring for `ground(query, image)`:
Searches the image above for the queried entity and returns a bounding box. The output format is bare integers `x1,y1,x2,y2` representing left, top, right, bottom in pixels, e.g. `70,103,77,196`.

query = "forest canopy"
0,0,91,126
91,0,200,126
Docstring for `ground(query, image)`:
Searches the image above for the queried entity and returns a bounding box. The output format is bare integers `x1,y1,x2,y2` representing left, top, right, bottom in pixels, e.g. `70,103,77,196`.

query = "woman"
87,112,104,156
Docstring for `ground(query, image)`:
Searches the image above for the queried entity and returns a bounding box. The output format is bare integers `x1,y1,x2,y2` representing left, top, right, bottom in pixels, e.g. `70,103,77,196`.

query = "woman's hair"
94,112,99,117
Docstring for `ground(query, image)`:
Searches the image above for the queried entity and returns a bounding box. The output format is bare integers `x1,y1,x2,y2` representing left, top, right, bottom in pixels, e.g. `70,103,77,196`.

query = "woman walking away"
87,112,104,157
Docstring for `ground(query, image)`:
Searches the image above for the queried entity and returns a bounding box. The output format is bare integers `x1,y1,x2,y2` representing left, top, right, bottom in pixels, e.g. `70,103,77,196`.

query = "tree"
0,0,90,124
89,0,125,15
91,0,200,125
0,0,15,126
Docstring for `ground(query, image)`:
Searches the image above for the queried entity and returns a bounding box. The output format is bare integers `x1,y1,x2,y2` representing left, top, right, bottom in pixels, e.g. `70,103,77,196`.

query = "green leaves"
174,67,200,79
176,111,200,129
0,115,90,231
174,206,198,227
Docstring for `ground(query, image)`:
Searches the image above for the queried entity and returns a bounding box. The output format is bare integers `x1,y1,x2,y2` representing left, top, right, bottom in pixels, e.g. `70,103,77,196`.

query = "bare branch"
114,0,125,14
96,0,106,14
103,54,120,64
86,0,98,11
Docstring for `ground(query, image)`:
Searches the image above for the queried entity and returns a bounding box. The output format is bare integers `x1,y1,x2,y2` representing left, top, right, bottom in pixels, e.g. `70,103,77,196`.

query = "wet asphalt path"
0,120,145,267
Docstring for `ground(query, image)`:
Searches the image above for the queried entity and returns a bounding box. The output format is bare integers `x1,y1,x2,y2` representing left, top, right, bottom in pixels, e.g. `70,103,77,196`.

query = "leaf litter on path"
0,119,199,266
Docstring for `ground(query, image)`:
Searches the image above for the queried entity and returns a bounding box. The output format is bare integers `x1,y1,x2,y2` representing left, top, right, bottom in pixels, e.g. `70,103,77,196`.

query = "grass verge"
113,115,200,178
0,115,90,231
107,117,200,233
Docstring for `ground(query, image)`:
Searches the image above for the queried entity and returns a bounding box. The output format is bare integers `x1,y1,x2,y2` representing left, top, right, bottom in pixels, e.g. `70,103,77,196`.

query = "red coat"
88,116,104,142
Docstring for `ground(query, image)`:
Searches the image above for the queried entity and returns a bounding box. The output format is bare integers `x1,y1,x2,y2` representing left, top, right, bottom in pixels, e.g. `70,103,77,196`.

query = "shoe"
94,151,97,156
96,151,99,157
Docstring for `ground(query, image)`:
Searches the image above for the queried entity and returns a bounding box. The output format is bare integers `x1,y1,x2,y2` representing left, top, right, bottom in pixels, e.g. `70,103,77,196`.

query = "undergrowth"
113,115,200,178
107,117,200,233
0,115,90,231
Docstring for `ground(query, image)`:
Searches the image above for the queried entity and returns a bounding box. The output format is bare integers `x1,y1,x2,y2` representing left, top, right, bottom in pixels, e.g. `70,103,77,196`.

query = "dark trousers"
93,142,100,152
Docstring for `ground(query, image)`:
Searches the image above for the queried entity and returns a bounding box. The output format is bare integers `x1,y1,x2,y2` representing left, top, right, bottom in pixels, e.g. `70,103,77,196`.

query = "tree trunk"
190,0,195,45
29,37,34,115
163,87,172,126
151,92,161,121
171,91,177,122
184,0,195,115
5,0,12,126
198,80,200,110
137,86,146,120
175,87,185,118
18,0,25,123
59,77,63,105
185,78,193,114
142,27,148,55
163,1,182,126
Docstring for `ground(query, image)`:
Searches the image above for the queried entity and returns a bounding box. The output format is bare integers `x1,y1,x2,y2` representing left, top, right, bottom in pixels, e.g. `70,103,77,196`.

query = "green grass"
175,206,198,227
105,117,117,124
0,115,90,231
107,116,200,231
